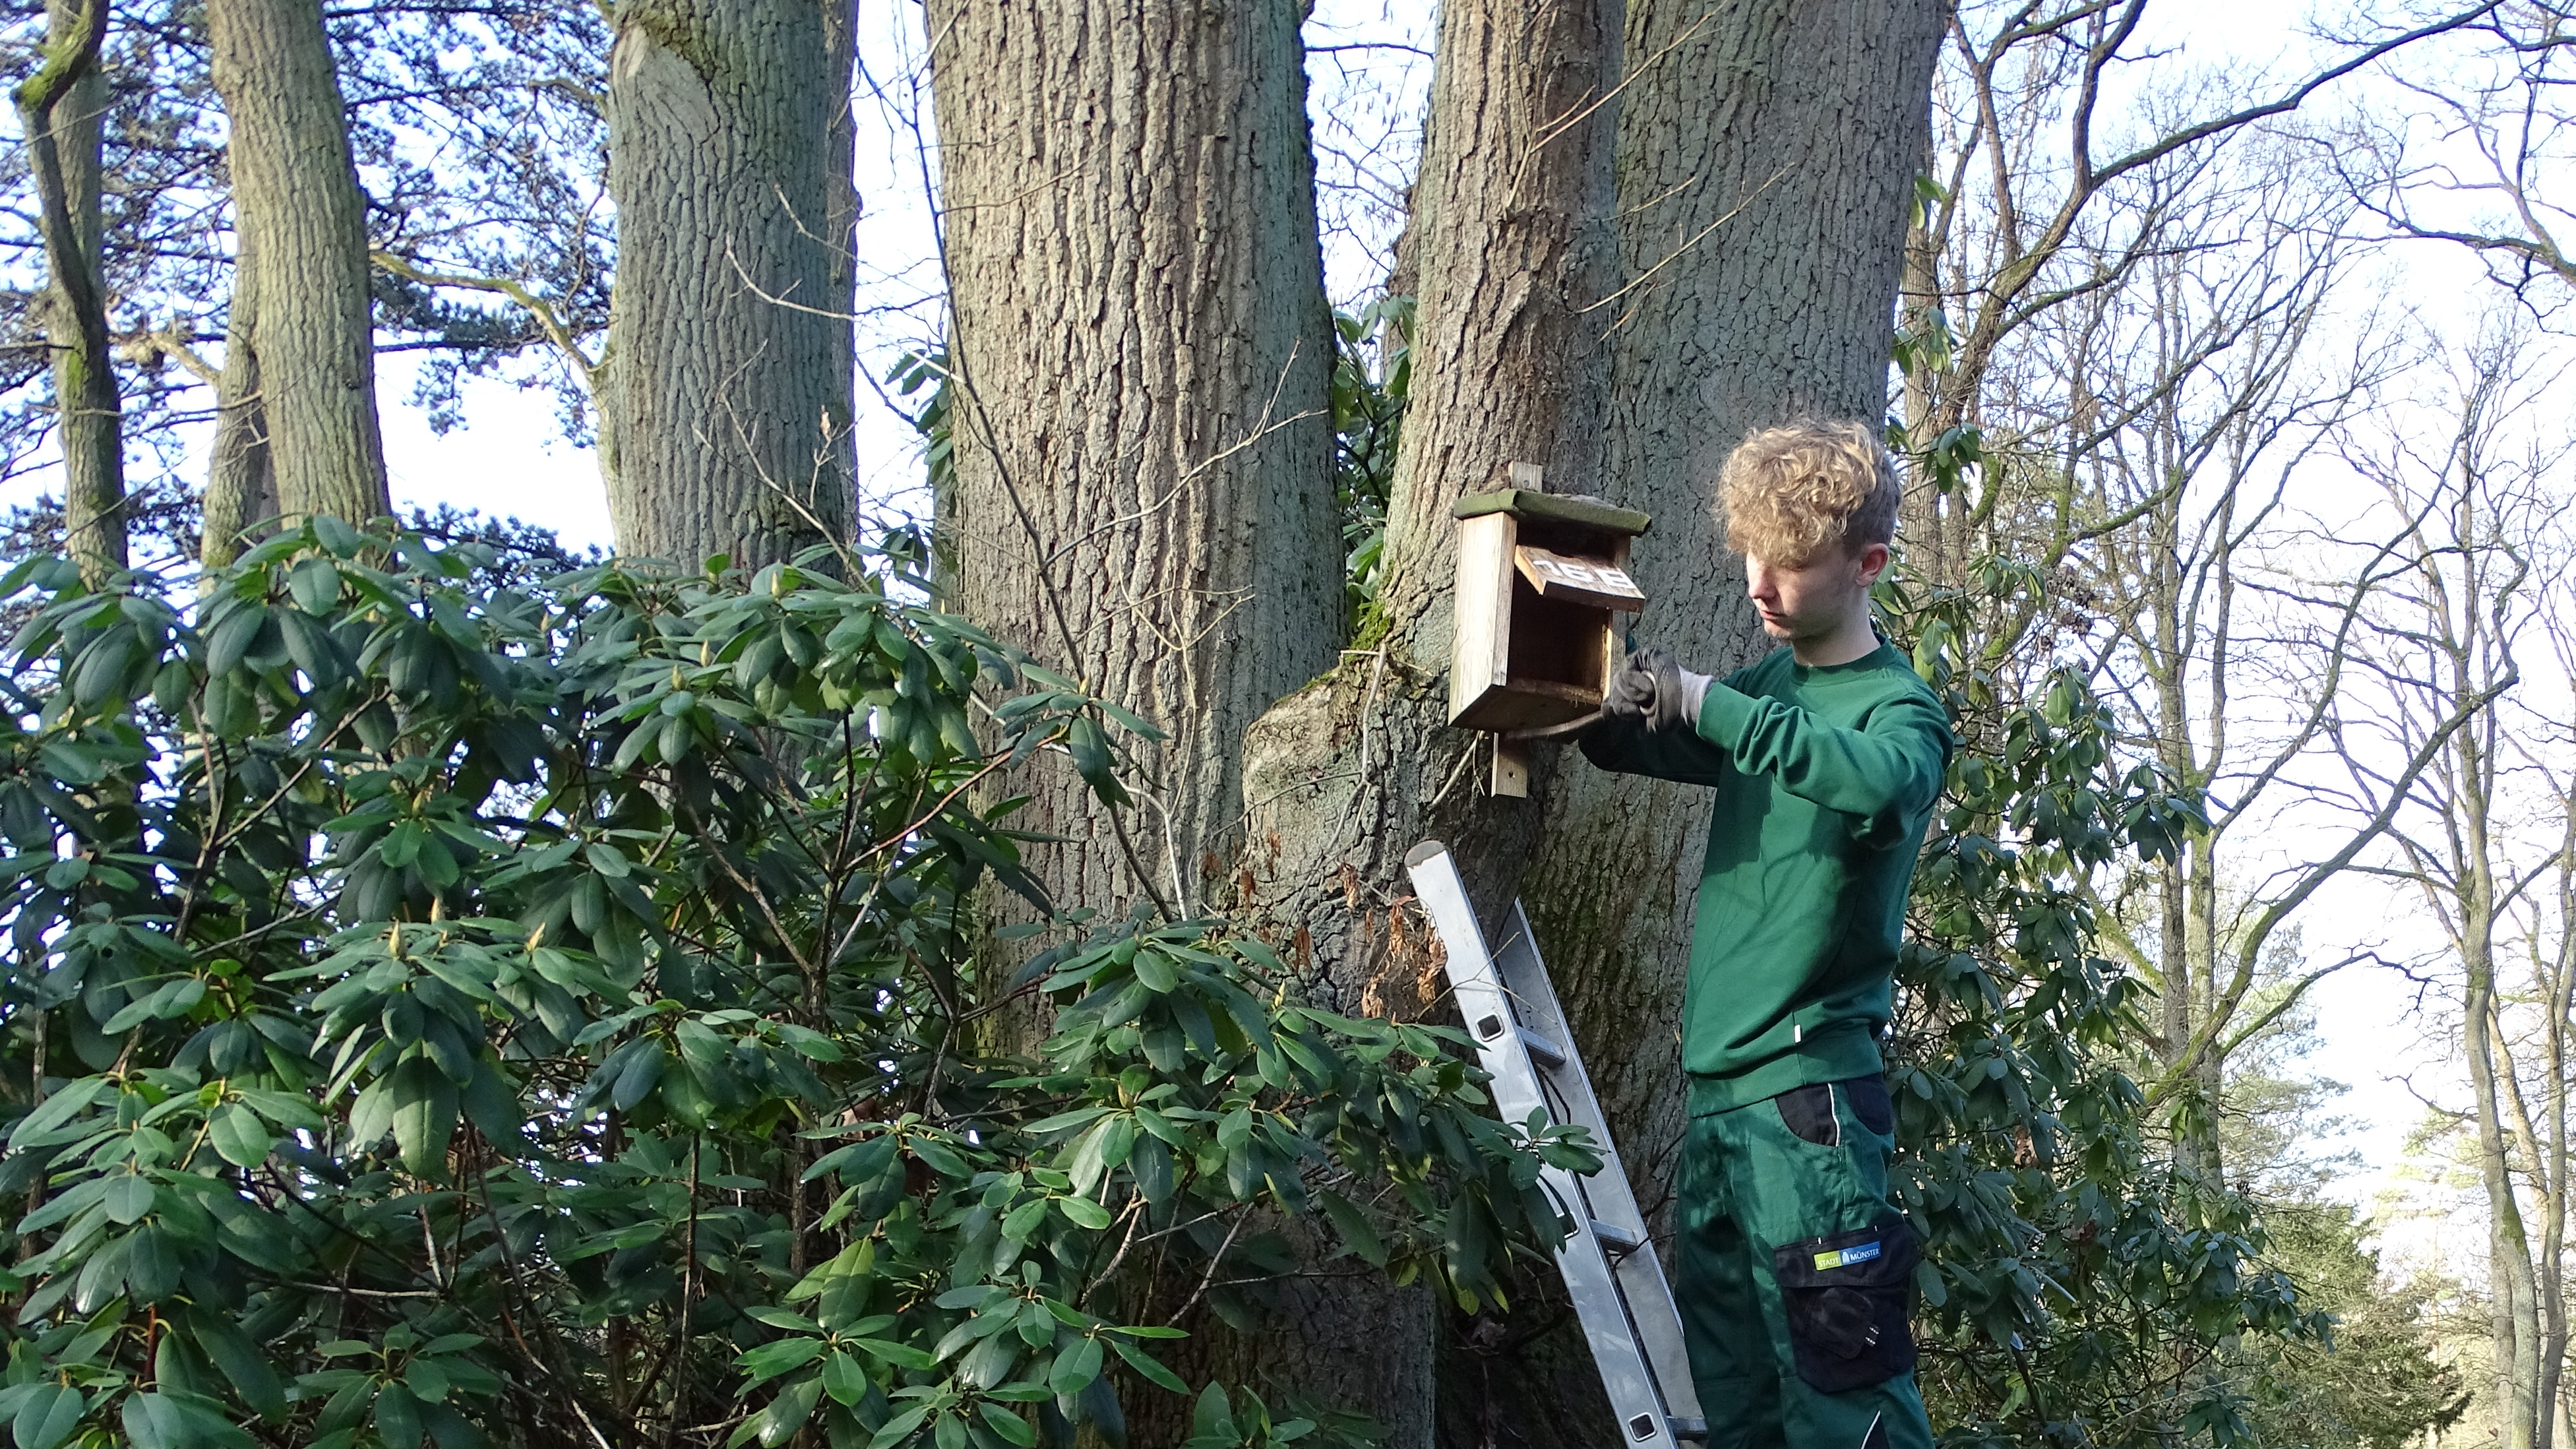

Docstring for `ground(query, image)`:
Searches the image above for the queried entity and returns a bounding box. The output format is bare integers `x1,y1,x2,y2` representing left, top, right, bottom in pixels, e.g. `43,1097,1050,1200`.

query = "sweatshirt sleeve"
1694,684,1953,846
1578,714,1731,786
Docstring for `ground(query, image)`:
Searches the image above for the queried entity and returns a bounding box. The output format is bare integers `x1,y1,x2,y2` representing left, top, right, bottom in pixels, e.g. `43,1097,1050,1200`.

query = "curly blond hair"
1719,420,1900,567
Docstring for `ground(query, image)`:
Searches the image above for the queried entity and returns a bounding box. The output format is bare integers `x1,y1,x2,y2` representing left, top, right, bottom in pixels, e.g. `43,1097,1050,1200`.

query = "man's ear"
1854,541,1891,587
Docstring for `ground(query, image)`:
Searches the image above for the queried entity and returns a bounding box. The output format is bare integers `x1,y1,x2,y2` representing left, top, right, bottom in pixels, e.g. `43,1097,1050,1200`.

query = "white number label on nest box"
1514,546,1645,613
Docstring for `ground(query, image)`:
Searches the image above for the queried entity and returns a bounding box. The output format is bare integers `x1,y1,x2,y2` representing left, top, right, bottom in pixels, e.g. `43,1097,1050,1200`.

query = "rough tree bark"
1229,0,1625,1438
602,0,853,569
202,218,272,567
204,0,388,557
925,0,1343,925
18,0,124,582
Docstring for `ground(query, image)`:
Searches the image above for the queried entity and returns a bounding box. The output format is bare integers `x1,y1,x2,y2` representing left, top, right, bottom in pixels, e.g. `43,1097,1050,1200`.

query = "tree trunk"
927,0,1935,1436
602,0,853,570
2464,730,2542,1449
1234,0,1626,1436
203,217,275,567
1524,0,1942,1247
2475,984,2542,1449
18,0,124,582
823,0,858,520
206,0,389,540
926,0,1343,927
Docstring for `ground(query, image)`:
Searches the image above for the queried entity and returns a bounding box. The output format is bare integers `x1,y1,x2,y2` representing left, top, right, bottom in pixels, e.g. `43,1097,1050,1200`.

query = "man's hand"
1601,647,1711,733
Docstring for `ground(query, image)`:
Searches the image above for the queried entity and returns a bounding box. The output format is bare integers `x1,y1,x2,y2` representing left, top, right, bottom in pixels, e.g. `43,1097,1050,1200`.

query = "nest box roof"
1450,490,1651,536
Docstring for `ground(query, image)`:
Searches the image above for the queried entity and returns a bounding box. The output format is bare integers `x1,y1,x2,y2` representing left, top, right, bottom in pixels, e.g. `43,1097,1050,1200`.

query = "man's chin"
1758,618,1793,639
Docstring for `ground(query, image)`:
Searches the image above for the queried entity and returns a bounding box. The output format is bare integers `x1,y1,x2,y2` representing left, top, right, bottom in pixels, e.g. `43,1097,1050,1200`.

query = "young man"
1582,419,1951,1449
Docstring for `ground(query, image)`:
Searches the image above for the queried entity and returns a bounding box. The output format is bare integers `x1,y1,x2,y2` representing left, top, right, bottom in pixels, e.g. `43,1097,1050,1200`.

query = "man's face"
1744,542,1890,645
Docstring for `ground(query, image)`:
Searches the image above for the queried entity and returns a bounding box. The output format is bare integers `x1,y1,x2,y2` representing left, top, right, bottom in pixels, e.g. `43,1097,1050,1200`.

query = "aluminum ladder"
1403,840,1707,1446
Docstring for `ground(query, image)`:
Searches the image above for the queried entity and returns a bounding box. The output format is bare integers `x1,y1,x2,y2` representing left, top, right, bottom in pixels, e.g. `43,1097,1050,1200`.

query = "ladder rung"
1469,1011,1568,1070
1590,1218,1643,1253
1669,1418,1709,1441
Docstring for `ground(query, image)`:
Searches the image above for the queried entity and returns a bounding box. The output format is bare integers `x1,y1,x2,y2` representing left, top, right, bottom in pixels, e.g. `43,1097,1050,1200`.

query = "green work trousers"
1674,1076,1934,1449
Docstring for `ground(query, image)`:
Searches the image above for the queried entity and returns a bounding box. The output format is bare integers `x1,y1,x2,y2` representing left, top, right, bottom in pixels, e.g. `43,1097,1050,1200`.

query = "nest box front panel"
1447,497,1646,733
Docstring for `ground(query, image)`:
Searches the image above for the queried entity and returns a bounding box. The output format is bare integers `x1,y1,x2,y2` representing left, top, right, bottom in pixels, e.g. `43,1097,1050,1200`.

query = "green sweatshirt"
1580,642,1953,1117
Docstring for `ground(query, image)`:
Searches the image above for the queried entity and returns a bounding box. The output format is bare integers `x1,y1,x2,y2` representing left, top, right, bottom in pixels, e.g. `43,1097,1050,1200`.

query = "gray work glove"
1601,647,1711,733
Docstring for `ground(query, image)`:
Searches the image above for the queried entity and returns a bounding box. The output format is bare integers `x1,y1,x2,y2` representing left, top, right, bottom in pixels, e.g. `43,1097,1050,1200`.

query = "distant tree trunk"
18,0,124,582
926,0,1342,926
1231,0,1624,1436
601,0,853,570
823,0,858,521
204,0,388,550
202,220,274,567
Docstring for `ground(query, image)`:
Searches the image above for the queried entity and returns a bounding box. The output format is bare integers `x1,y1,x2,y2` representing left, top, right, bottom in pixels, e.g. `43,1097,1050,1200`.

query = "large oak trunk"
603,0,853,569
925,0,1342,923
205,0,389,550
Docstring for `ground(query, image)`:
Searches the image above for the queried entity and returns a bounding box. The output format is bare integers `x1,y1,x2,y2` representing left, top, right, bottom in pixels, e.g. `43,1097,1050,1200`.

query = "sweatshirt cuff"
1696,679,1755,749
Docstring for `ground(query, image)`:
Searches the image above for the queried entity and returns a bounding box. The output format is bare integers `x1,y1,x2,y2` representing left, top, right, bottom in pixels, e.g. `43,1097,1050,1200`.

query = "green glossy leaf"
390,1055,460,1176
756,1376,822,1448
375,1384,421,1448
208,1103,278,1168
978,1402,1038,1448
868,1405,932,1449
1047,1337,1103,1397
741,1338,824,1383
819,1349,869,1407
406,1357,452,1403
119,1391,183,1449
1108,1338,1186,1394
105,1172,155,1225
7,1078,106,1151
850,1339,938,1372
13,1386,83,1449
193,1310,288,1420
1056,1196,1113,1231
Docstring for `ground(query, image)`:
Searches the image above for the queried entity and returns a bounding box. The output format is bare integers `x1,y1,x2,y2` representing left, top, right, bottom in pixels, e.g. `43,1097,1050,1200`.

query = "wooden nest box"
1448,465,1651,792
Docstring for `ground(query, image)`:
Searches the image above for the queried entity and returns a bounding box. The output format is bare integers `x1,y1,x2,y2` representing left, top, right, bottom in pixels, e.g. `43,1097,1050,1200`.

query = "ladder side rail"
1488,903,1704,1423
1404,844,1693,1448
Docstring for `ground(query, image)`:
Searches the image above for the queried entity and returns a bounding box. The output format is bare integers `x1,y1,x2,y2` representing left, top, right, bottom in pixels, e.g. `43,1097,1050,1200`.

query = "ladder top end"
1405,840,1451,868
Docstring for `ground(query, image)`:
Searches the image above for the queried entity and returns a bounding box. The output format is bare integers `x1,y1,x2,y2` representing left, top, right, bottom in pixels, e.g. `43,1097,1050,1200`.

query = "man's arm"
1578,714,1731,786
1576,649,1763,785
1694,686,1952,845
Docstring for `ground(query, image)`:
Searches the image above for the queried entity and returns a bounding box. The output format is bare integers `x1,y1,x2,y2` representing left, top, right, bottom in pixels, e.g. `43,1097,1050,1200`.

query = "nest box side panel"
1448,512,1518,725
1600,534,1633,707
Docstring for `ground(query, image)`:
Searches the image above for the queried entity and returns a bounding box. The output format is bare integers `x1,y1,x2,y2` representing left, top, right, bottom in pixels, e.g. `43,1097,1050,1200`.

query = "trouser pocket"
1770,1218,1919,1394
